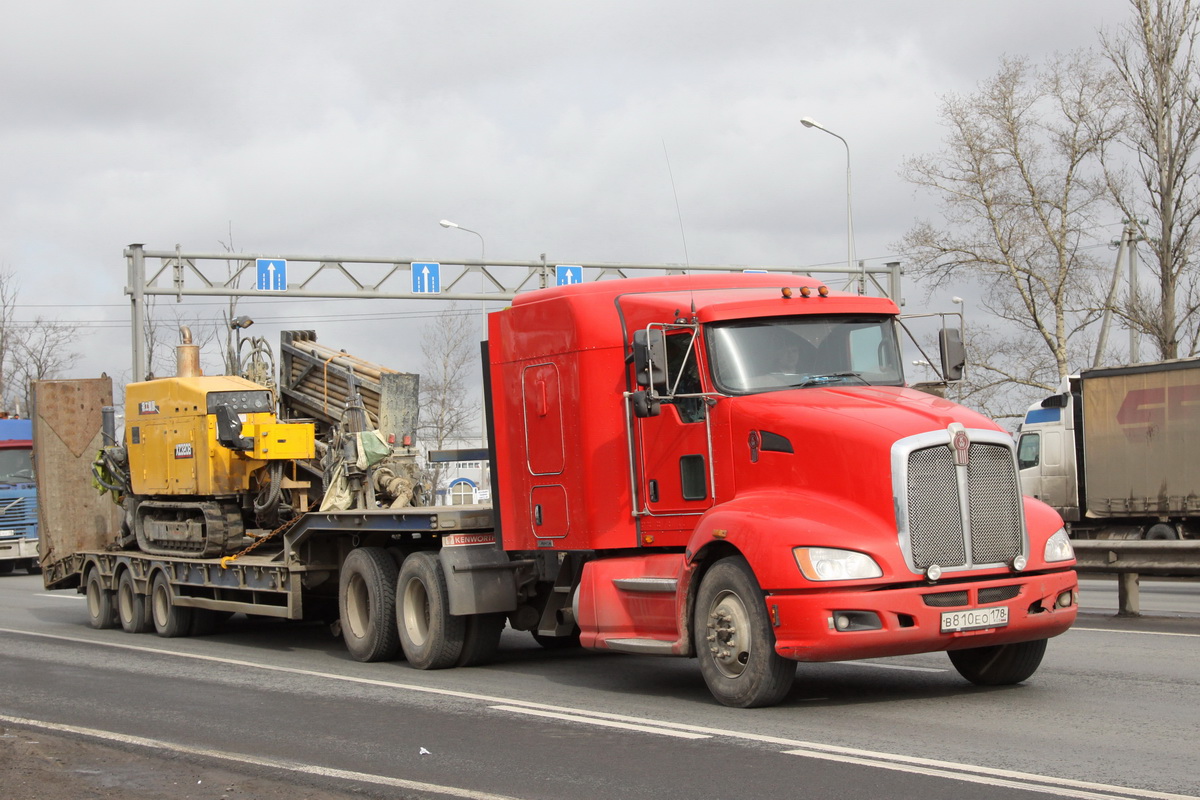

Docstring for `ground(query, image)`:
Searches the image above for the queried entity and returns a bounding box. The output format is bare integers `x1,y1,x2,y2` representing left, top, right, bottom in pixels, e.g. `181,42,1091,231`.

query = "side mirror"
632,329,668,390
939,328,966,382
214,404,253,451
630,390,662,418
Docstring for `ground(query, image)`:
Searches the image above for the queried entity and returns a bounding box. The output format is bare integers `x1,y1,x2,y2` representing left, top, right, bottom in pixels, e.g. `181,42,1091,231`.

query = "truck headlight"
794,547,883,581
1043,528,1074,563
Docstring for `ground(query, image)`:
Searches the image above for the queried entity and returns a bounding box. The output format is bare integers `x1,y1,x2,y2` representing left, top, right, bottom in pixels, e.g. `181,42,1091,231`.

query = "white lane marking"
44,594,84,601
1073,627,1200,639
843,660,947,673
780,747,1192,800
488,705,710,739
0,713,522,800
1,627,1191,800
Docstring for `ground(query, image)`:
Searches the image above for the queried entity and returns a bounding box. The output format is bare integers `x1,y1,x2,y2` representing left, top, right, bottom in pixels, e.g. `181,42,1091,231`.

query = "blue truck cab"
0,419,38,574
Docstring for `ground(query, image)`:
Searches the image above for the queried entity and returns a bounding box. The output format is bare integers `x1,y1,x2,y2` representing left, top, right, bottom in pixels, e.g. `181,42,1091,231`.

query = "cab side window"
665,333,705,423
1017,433,1040,470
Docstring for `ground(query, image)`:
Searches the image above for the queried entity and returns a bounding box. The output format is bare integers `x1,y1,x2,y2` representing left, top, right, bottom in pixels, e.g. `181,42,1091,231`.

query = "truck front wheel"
339,547,400,662
150,572,193,638
694,556,794,708
116,570,151,634
85,568,117,629
396,551,464,669
949,638,1047,686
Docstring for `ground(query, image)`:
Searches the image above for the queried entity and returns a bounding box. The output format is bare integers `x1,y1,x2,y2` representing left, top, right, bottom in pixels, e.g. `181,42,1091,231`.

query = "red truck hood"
724,385,1008,520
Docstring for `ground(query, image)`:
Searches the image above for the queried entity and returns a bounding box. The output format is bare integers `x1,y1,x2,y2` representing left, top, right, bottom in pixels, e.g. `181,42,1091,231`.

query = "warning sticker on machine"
138,400,160,415
442,533,495,547
174,443,194,459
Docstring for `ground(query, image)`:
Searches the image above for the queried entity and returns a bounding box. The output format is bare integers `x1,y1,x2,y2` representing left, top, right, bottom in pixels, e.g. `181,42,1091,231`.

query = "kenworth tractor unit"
41,273,1077,708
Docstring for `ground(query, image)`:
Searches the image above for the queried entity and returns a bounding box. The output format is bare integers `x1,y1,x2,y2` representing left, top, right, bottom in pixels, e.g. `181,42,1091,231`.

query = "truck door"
633,328,714,528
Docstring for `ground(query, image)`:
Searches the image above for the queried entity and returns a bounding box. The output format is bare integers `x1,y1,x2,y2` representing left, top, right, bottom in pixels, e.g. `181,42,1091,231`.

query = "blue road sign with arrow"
256,258,287,291
555,265,582,286
412,262,441,294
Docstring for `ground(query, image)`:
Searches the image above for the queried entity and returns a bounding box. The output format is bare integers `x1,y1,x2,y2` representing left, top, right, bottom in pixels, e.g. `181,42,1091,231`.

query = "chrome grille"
967,444,1024,564
0,495,36,529
902,437,1025,572
906,447,966,569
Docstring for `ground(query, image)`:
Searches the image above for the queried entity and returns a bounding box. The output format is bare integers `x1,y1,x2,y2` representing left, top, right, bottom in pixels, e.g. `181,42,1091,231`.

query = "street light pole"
439,219,485,262
801,116,857,292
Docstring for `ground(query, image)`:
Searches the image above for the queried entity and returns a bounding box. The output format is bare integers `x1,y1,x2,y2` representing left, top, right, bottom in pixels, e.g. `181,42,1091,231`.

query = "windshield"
0,448,33,483
707,315,904,394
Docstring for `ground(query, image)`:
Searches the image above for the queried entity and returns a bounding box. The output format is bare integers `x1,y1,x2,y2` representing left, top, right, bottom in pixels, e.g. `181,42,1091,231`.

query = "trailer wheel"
150,572,193,638
84,568,117,630
116,570,151,634
949,638,1047,686
396,551,464,669
457,613,506,667
0,562,14,575
339,547,400,662
188,609,228,637
694,556,794,708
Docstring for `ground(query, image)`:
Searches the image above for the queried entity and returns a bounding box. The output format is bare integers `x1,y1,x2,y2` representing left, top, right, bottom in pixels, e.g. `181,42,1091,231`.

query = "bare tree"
900,54,1119,416
0,270,18,402
1098,0,1200,359
10,319,80,413
416,306,481,503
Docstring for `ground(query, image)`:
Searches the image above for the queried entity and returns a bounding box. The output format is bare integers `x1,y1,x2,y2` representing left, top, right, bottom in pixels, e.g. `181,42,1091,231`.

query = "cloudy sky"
0,0,1135,392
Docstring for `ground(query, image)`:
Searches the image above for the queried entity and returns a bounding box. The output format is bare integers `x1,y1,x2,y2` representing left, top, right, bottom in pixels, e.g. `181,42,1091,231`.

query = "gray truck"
1017,359,1200,540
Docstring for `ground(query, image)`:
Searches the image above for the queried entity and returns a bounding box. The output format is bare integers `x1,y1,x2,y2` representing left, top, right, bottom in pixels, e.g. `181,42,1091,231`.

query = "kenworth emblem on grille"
951,427,970,466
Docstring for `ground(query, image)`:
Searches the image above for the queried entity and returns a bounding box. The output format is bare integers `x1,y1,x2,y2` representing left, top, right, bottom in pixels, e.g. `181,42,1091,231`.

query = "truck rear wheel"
150,572,193,638
949,638,1047,686
339,547,400,662
0,562,14,575
694,556,794,708
396,551,464,669
457,613,506,667
85,568,117,630
116,570,151,634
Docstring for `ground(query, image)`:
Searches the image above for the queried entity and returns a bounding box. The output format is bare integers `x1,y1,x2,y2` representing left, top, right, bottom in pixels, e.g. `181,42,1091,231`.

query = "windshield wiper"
792,372,868,388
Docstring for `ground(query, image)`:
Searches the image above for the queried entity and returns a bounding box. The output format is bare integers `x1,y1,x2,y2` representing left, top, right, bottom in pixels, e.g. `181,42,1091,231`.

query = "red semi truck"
43,272,1078,708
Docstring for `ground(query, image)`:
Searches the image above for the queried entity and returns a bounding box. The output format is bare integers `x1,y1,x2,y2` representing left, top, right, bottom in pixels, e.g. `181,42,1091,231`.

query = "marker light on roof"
800,286,813,297
818,285,830,297
781,287,793,298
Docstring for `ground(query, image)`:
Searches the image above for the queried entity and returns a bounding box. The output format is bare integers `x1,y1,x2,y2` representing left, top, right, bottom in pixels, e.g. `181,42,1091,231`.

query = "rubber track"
134,499,244,558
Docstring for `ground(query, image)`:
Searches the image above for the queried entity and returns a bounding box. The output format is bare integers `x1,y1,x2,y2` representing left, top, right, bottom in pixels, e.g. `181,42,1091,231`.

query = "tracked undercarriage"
129,497,246,558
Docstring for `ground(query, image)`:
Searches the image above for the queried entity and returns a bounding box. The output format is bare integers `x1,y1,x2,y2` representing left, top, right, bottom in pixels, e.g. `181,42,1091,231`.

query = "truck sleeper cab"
489,273,1077,707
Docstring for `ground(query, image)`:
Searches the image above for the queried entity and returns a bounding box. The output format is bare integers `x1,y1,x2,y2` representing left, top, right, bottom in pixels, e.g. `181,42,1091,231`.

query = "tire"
150,572,193,638
396,551,465,669
85,568,117,630
949,638,1047,686
188,609,225,637
339,547,400,662
0,561,14,575
457,613,506,667
1145,523,1179,540
25,560,41,575
694,556,794,708
116,570,151,633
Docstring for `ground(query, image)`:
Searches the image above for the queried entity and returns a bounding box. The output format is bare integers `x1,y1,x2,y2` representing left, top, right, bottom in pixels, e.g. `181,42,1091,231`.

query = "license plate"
941,606,1009,633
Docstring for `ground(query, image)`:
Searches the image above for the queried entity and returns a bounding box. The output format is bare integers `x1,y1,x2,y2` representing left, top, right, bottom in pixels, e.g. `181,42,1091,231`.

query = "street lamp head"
439,219,458,229
230,315,254,330
951,296,964,305
800,116,822,130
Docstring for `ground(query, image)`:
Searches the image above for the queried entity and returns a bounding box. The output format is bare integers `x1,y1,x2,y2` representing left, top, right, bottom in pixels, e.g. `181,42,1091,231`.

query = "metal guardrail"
1071,540,1200,616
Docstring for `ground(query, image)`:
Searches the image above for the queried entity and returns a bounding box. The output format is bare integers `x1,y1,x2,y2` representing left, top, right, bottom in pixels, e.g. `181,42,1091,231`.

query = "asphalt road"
1,571,1197,800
